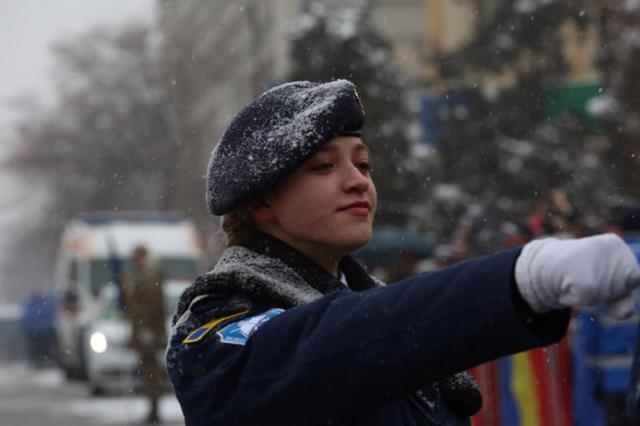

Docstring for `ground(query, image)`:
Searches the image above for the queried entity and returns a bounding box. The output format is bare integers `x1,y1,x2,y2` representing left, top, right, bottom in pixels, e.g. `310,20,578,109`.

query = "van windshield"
88,258,199,297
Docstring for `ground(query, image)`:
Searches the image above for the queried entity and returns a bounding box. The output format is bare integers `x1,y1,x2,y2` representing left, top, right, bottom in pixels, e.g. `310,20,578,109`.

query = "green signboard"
543,81,603,132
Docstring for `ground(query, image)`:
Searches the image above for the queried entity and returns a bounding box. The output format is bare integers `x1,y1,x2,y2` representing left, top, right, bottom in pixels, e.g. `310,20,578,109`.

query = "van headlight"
90,331,108,353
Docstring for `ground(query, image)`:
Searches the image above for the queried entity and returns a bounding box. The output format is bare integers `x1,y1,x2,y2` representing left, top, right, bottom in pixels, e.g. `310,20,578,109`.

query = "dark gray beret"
206,79,365,216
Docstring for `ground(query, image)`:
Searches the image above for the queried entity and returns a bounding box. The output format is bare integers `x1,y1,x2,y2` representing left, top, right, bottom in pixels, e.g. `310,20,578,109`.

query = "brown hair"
221,206,256,247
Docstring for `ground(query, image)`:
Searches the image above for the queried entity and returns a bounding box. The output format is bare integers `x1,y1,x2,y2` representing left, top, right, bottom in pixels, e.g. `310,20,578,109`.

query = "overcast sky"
0,1,156,302
0,0,155,134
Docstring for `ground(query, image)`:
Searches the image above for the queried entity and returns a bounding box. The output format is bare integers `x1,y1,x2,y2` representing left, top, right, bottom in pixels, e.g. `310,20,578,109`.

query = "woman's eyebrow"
354,143,371,155
316,143,370,154
317,145,336,152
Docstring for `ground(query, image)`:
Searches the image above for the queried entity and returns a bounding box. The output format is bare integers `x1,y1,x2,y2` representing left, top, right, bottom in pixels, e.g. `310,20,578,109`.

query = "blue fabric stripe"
499,356,520,426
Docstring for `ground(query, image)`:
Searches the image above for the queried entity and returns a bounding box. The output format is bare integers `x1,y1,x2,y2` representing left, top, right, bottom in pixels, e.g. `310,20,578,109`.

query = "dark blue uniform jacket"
166,233,570,425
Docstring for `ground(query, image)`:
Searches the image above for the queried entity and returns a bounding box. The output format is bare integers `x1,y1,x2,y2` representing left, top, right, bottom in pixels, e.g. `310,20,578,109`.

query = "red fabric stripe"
541,340,573,426
471,361,501,426
557,338,573,426
470,366,486,426
530,348,552,422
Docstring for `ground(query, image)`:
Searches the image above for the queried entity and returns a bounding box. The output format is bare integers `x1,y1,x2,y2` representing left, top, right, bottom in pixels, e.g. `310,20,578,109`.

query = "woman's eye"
312,162,334,171
356,161,373,172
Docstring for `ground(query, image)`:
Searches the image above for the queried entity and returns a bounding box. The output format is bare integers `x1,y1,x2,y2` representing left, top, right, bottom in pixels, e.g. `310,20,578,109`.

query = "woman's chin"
335,231,372,253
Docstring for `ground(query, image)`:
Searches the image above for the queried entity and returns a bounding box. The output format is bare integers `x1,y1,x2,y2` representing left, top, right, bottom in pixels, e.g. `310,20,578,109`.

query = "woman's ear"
248,199,274,223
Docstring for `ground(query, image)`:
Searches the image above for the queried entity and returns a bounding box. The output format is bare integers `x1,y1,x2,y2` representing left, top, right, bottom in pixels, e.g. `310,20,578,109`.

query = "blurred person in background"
166,80,640,426
527,189,581,238
450,205,493,260
574,205,640,426
21,290,57,368
605,204,640,238
501,221,533,249
383,251,423,282
125,245,167,425
431,243,459,270
573,305,638,426
546,189,580,237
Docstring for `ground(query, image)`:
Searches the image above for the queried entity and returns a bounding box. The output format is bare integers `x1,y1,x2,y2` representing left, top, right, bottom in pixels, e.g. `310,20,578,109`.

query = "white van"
83,280,187,394
54,211,203,393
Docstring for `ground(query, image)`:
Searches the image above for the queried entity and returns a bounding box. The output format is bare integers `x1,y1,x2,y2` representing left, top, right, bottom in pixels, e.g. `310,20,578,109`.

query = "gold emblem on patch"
353,89,365,115
182,309,248,344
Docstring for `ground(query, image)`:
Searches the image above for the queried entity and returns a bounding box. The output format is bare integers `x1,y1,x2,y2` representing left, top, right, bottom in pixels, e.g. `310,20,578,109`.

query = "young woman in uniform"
166,80,640,425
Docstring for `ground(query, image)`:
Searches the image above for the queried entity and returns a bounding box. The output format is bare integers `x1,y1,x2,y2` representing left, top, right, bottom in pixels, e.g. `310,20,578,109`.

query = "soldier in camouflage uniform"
125,246,167,424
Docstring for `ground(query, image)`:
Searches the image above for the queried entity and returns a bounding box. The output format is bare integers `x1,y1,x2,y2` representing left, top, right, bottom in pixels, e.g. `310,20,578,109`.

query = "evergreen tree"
431,0,612,233
589,3,640,201
288,0,433,227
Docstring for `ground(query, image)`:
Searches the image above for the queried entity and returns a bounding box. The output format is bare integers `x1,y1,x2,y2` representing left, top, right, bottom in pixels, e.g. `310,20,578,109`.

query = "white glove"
515,234,640,319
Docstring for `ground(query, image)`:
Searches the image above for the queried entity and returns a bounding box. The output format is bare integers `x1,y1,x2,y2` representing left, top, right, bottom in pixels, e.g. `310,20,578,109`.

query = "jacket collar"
247,231,379,294
174,232,382,323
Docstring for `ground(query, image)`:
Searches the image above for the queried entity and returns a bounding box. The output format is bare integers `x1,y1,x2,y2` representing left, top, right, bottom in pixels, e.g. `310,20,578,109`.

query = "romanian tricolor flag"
471,339,573,425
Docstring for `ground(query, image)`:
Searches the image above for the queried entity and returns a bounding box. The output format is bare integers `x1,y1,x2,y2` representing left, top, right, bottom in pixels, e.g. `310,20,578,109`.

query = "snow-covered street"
0,363,184,426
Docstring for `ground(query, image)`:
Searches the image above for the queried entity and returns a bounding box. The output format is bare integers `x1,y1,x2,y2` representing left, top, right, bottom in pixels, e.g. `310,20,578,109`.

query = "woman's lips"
338,202,371,216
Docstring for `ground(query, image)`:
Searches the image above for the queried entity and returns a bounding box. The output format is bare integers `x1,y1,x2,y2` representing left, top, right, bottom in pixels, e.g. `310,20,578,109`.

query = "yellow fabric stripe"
182,309,249,344
511,352,540,426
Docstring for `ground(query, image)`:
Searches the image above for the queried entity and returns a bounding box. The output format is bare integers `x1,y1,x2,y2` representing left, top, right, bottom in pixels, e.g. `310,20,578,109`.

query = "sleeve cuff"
510,255,571,342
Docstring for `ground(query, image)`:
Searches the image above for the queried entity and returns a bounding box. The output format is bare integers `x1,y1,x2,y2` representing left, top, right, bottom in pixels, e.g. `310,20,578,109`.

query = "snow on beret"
206,79,365,216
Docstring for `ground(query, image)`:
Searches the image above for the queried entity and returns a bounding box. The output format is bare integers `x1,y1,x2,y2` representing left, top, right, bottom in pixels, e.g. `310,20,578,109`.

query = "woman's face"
258,136,377,260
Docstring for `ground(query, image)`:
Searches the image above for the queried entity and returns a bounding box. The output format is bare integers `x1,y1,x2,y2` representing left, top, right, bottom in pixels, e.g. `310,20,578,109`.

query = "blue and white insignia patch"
217,308,284,346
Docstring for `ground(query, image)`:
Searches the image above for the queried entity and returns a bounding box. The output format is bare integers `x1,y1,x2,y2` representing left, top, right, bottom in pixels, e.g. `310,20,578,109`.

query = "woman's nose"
342,164,370,193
